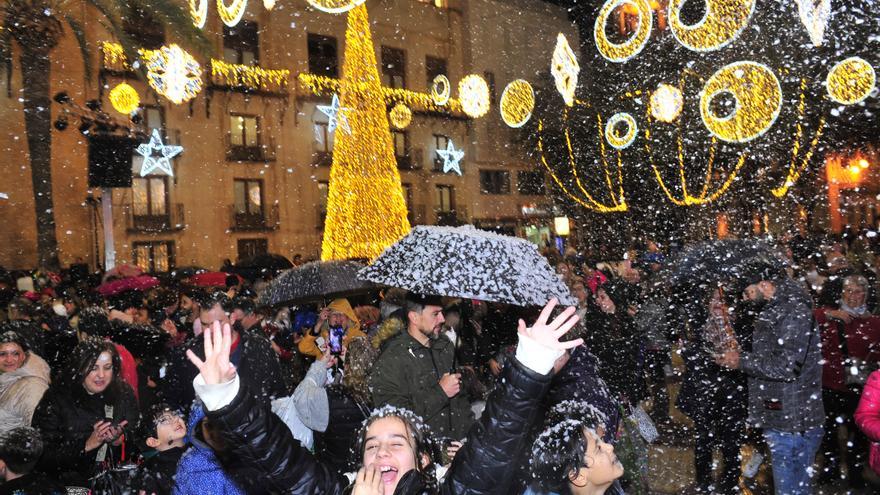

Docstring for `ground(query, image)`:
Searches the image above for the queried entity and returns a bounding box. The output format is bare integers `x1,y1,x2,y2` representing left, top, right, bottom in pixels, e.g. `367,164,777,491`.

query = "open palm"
187,321,237,385
518,298,583,350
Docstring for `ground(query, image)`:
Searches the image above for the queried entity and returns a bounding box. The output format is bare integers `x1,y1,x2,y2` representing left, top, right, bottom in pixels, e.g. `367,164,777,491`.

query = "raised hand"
187,320,237,385
352,466,384,495
518,298,583,351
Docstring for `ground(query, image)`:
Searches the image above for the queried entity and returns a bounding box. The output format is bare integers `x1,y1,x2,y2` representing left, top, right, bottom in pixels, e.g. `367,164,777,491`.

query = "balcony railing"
435,206,469,226
230,204,280,231
225,134,277,162
124,203,185,233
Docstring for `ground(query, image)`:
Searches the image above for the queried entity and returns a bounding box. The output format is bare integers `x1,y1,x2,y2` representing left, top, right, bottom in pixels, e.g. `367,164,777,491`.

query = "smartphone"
329,325,344,355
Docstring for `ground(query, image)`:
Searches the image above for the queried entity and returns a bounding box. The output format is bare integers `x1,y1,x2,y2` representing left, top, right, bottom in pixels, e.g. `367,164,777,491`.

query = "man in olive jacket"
370,293,475,439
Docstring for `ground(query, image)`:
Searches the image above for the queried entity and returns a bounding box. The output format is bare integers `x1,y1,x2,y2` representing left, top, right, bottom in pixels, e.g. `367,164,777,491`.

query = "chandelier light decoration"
142,44,203,105
699,61,782,143
826,57,876,105
499,79,535,128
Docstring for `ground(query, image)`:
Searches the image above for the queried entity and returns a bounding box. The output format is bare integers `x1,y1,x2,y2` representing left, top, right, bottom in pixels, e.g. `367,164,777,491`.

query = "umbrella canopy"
96,275,160,297
358,225,575,307
259,260,379,307
187,272,242,288
232,253,293,280
668,239,789,289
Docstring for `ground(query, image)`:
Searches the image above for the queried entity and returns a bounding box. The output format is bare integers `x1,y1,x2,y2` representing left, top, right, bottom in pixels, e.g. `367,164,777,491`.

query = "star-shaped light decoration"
436,140,464,176
317,94,351,134
136,129,183,177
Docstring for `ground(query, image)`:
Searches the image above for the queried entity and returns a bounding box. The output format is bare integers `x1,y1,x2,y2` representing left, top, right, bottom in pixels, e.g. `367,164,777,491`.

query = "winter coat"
314,385,371,474
583,310,646,404
201,354,554,495
0,472,66,495
31,380,140,486
0,352,50,432
633,292,669,351
298,299,366,359
855,370,880,441
271,359,330,451
173,405,245,495
162,328,288,411
132,446,185,495
815,308,880,392
371,329,474,439
739,277,824,432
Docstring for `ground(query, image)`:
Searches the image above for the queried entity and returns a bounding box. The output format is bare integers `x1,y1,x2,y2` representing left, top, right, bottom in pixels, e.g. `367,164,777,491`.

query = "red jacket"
856,370,880,441
815,309,880,392
114,343,139,401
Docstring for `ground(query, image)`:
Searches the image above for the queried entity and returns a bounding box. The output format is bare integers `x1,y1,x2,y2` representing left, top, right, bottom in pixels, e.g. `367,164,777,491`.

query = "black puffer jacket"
314,385,371,475
205,354,553,494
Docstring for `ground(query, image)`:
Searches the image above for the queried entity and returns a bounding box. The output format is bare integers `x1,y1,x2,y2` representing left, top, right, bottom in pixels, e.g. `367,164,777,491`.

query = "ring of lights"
826,56,876,105
144,44,203,105
306,0,367,14
699,61,781,143
668,0,756,52
190,0,207,28
109,83,141,114
594,0,652,62
458,74,491,119
431,75,451,106
217,0,247,27
389,103,413,129
605,112,638,149
649,83,683,123
500,79,535,128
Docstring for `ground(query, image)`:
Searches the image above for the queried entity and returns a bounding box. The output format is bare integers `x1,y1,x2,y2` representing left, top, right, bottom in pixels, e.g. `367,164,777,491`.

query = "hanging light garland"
211,59,289,92
298,73,465,115
772,79,827,197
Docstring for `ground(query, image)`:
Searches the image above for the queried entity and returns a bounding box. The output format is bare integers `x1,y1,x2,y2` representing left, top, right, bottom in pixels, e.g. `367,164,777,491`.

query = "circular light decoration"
144,44,203,105
458,74,491,119
668,0,756,52
499,79,535,128
431,75,451,106
826,56,876,105
699,61,782,143
217,0,247,27
189,0,207,28
389,103,412,129
649,83,683,123
594,0,652,62
306,0,367,14
605,112,638,149
108,82,140,115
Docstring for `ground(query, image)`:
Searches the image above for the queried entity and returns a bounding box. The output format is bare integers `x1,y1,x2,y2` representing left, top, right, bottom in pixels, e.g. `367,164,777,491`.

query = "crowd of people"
1,231,880,494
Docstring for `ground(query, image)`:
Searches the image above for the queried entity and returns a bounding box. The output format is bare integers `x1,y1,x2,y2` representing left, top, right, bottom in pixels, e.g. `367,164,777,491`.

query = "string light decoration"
826,57,876,105
136,129,183,177
101,42,130,72
108,82,140,114
389,103,412,129
142,44,203,104
210,59,289,93
594,0,652,62
431,75,451,106
536,105,627,213
436,140,464,176
797,0,830,46
306,0,366,14
649,83,683,123
772,79,827,197
551,33,579,107
699,61,781,143
458,74,491,118
297,73,465,115
217,0,247,27
190,0,207,28
668,0,755,52
321,3,410,261
499,79,535,128
605,112,638,149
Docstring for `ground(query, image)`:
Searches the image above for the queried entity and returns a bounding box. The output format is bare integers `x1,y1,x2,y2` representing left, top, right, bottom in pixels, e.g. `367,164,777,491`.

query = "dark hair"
78,306,113,338
231,296,255,315
108,290,143,312
0,330,29,354
197,290,232,313
138,403,182,450
61,338,123,393
0,426,43,474
530,419,590,493
225,275,240,289
354,406,437,488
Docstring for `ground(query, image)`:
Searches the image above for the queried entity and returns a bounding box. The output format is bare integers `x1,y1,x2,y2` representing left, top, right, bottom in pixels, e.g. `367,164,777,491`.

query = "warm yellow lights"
142,44,203,105
101,41,129,71
389,103,412,129
499,79,535,128
210,59,289,92
217,0,247,27
551,33,579,106
190,0,207,28
826,57,876,105
431,74,451,106
262,0,275,8
306,0,367,13
699,61,781,143
458,74,491,118
108,83,140,114
668,0,755,52
594,0,652,62
321,4,410,261
649,83,683,123
554,217,570,236
605,112,638,149
771,79,826,198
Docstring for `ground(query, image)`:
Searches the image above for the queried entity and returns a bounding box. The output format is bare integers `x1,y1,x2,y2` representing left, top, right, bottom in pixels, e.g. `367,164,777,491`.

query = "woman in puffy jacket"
855,370,880,455
188,299,582,495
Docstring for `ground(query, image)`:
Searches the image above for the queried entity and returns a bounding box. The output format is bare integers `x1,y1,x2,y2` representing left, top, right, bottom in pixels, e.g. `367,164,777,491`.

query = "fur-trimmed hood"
371,316,405,351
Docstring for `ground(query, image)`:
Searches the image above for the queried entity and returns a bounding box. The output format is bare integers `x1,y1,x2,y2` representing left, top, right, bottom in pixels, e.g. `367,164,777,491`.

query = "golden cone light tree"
320,4,412,260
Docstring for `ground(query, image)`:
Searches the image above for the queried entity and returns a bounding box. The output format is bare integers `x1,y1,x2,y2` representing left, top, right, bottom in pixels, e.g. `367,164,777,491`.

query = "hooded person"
173,402,246,495
298,298,367,360
0,426,65,495
0,330,51,433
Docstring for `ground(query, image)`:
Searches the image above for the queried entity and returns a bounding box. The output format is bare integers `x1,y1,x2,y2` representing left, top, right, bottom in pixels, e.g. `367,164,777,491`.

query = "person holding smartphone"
297,298,366,360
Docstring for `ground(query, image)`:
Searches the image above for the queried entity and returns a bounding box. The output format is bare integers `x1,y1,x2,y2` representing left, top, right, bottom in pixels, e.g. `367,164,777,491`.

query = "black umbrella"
232,253,293,281
358,225,576,307
258,260,379,306
668,238,789,289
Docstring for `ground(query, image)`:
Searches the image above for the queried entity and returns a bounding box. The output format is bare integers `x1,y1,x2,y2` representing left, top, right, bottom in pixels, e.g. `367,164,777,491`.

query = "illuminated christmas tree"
321,4,411,260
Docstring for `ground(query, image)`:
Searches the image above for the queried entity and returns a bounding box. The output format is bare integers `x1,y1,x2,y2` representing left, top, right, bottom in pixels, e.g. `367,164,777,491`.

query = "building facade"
0,0,579,271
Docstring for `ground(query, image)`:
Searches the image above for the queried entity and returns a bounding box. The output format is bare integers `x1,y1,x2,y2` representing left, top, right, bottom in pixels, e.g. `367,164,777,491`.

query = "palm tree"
1,0,208,270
